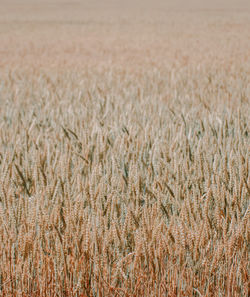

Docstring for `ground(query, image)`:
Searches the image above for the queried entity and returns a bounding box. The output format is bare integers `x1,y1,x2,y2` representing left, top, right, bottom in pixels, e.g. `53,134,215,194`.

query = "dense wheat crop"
0,1,249,296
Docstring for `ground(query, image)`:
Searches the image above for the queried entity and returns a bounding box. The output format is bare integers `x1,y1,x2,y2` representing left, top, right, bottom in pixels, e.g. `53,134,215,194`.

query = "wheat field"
0,1,249,296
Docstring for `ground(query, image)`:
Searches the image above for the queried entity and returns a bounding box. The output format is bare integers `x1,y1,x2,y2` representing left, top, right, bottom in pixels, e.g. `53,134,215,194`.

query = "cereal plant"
0,1,249,296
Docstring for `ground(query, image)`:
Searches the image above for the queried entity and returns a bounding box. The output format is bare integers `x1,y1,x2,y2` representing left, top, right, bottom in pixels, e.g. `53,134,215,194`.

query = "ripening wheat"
0,1,249,296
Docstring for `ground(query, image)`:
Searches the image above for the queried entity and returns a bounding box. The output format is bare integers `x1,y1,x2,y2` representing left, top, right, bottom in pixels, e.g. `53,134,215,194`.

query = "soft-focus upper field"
0,1,249,296
1,0,250,70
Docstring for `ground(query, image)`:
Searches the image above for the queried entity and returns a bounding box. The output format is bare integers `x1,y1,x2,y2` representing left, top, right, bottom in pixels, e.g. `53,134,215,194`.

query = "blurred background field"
0,0,250,70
